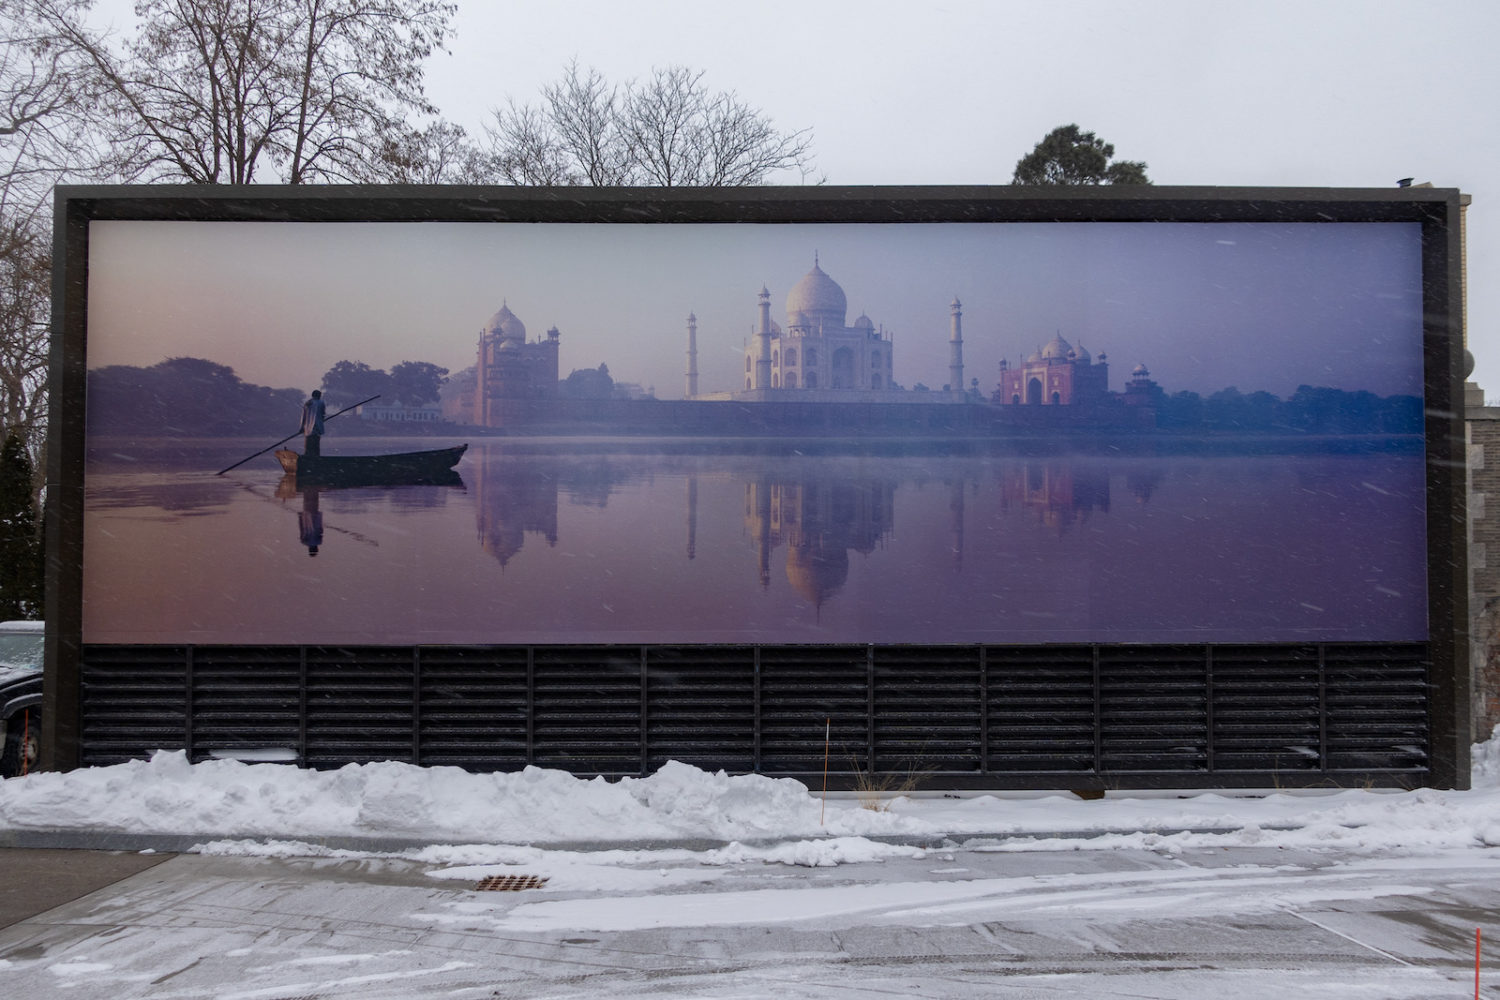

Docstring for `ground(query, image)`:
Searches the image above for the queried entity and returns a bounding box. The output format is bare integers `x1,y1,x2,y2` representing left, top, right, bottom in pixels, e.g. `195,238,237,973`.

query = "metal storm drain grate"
475,874,550,892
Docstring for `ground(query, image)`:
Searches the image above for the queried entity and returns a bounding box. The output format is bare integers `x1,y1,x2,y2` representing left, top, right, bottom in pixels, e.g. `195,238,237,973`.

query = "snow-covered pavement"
0,843,1495,998
0,739,1497,997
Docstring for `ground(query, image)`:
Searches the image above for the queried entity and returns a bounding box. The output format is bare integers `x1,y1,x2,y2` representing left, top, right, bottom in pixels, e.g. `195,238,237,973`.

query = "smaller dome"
853,313,875,330
498,338,521,352
1027,346,1044,364
1132,363,1150,377
1069,343,1092,363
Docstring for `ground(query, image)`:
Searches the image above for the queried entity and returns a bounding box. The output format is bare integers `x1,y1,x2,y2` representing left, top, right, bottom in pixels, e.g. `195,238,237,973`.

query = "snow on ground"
2,734,1498,860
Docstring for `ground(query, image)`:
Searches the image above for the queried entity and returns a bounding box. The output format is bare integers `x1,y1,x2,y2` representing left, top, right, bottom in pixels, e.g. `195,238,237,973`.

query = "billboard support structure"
43,184,1470,787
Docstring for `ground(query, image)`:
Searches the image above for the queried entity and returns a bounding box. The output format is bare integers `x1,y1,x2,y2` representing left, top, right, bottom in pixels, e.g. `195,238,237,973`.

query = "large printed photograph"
82,220,1429,645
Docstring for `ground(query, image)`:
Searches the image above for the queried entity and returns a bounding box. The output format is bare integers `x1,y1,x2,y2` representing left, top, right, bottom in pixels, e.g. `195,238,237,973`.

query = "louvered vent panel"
74,641,1433,786
986,646,1095,772
1212,646,1322,771
759,647,868,773
79,647,188,766
303,648,416,766
645,647,756,772
1099,647,1208,772
1325,644,1429,771
191,647,302,760
532,647,642,774
873,647,980,773
417,647,529,769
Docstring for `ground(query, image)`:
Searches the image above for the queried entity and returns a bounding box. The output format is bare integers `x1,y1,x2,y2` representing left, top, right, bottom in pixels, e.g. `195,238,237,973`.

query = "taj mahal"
456,254,1151,430
689,255,970,404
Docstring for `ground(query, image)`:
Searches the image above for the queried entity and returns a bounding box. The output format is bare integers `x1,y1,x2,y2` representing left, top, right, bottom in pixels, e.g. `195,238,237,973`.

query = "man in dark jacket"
300,390,327,457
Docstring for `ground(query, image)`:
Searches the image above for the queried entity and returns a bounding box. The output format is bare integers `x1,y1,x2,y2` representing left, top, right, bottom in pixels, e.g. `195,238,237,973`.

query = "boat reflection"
276,472,465,558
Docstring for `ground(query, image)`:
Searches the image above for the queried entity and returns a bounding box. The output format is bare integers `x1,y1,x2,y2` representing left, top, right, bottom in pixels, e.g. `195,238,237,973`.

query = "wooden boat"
275,444,467,486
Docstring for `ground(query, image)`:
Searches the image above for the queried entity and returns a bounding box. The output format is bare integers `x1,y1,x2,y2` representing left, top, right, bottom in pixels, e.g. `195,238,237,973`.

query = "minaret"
684,312,699,399
475,326,486,426
755,286,773,390
949,296,965,399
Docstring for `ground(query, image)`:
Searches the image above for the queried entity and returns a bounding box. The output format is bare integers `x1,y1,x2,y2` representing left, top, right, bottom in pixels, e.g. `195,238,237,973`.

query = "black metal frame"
44,185,1471,788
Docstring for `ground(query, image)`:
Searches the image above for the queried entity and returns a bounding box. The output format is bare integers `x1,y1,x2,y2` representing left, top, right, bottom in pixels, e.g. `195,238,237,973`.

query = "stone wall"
1467,381,1500,741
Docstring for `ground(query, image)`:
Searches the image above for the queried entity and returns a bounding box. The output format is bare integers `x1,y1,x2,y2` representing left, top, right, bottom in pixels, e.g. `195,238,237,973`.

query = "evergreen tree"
1012,124,1150,185
0,432,42,620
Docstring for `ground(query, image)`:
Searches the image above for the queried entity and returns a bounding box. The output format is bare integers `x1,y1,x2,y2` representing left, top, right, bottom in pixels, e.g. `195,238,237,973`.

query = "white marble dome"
786,260,847,331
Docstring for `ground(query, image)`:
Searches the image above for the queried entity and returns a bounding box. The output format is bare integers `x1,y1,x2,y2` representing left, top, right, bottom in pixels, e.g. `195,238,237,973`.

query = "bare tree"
487,102,573,185
0,213,48,492
26,0,458,184
0,7,97,506
363,119,493,184
487,63,816,187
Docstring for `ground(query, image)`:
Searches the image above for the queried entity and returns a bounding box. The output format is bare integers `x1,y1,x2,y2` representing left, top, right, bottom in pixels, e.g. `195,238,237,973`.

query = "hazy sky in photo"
75,0,1498,394
87,220,1422,401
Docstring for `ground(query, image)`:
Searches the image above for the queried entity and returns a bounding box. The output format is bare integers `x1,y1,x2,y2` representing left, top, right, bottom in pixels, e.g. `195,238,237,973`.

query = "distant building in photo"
688,256,969,404
359,400,443,423
995,334,1109,406
473,302,560,426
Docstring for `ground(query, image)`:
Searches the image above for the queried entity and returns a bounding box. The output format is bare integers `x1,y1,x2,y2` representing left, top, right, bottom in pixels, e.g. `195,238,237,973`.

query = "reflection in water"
744,477,896,606
299,488,323,556
1000,461,1112,534
276,475,326,557
474,458,559,567
82,439,1431,645
686,476,697,560
274,472,461,558
1126,465,1166,504
949,479,965,571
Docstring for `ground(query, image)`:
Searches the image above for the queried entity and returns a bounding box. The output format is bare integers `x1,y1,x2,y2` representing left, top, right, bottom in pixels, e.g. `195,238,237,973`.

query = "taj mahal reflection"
463,450,1155,612
743,476,897,606
474,457,559,567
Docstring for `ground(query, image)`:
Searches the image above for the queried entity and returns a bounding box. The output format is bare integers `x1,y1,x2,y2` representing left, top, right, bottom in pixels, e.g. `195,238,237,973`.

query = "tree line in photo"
1152,385,1423,435
85,357,451,436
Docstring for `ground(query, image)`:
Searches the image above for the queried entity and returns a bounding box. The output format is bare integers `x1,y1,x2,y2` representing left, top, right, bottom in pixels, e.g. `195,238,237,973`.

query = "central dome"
1040,334,1074,360
486,303,526,342
785,259,847,332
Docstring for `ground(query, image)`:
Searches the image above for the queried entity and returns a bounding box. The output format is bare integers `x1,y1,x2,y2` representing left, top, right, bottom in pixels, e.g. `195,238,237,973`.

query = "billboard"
48,187,1460,653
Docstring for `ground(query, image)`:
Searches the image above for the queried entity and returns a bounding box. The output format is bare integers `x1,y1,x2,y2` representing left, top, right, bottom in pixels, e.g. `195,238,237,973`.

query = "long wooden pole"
820,718,830,826
216,394,381,475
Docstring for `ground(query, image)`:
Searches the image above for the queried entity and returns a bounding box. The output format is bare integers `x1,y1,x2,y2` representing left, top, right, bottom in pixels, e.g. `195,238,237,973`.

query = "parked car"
0,621,43,778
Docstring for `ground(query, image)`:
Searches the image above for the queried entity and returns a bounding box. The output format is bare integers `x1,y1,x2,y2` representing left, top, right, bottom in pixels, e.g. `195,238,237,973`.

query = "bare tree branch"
487,63,816,187
26,0,457,184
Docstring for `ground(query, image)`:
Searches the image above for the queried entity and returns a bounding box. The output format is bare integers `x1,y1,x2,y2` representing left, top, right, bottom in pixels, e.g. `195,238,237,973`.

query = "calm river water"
82,437,1429,646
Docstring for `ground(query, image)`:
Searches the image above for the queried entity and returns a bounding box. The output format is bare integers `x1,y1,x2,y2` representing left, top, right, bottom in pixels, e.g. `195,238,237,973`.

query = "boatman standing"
301,389,327,458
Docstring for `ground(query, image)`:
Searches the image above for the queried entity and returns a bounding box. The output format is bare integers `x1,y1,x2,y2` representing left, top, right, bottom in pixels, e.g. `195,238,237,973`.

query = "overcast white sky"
82,0,1500,395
